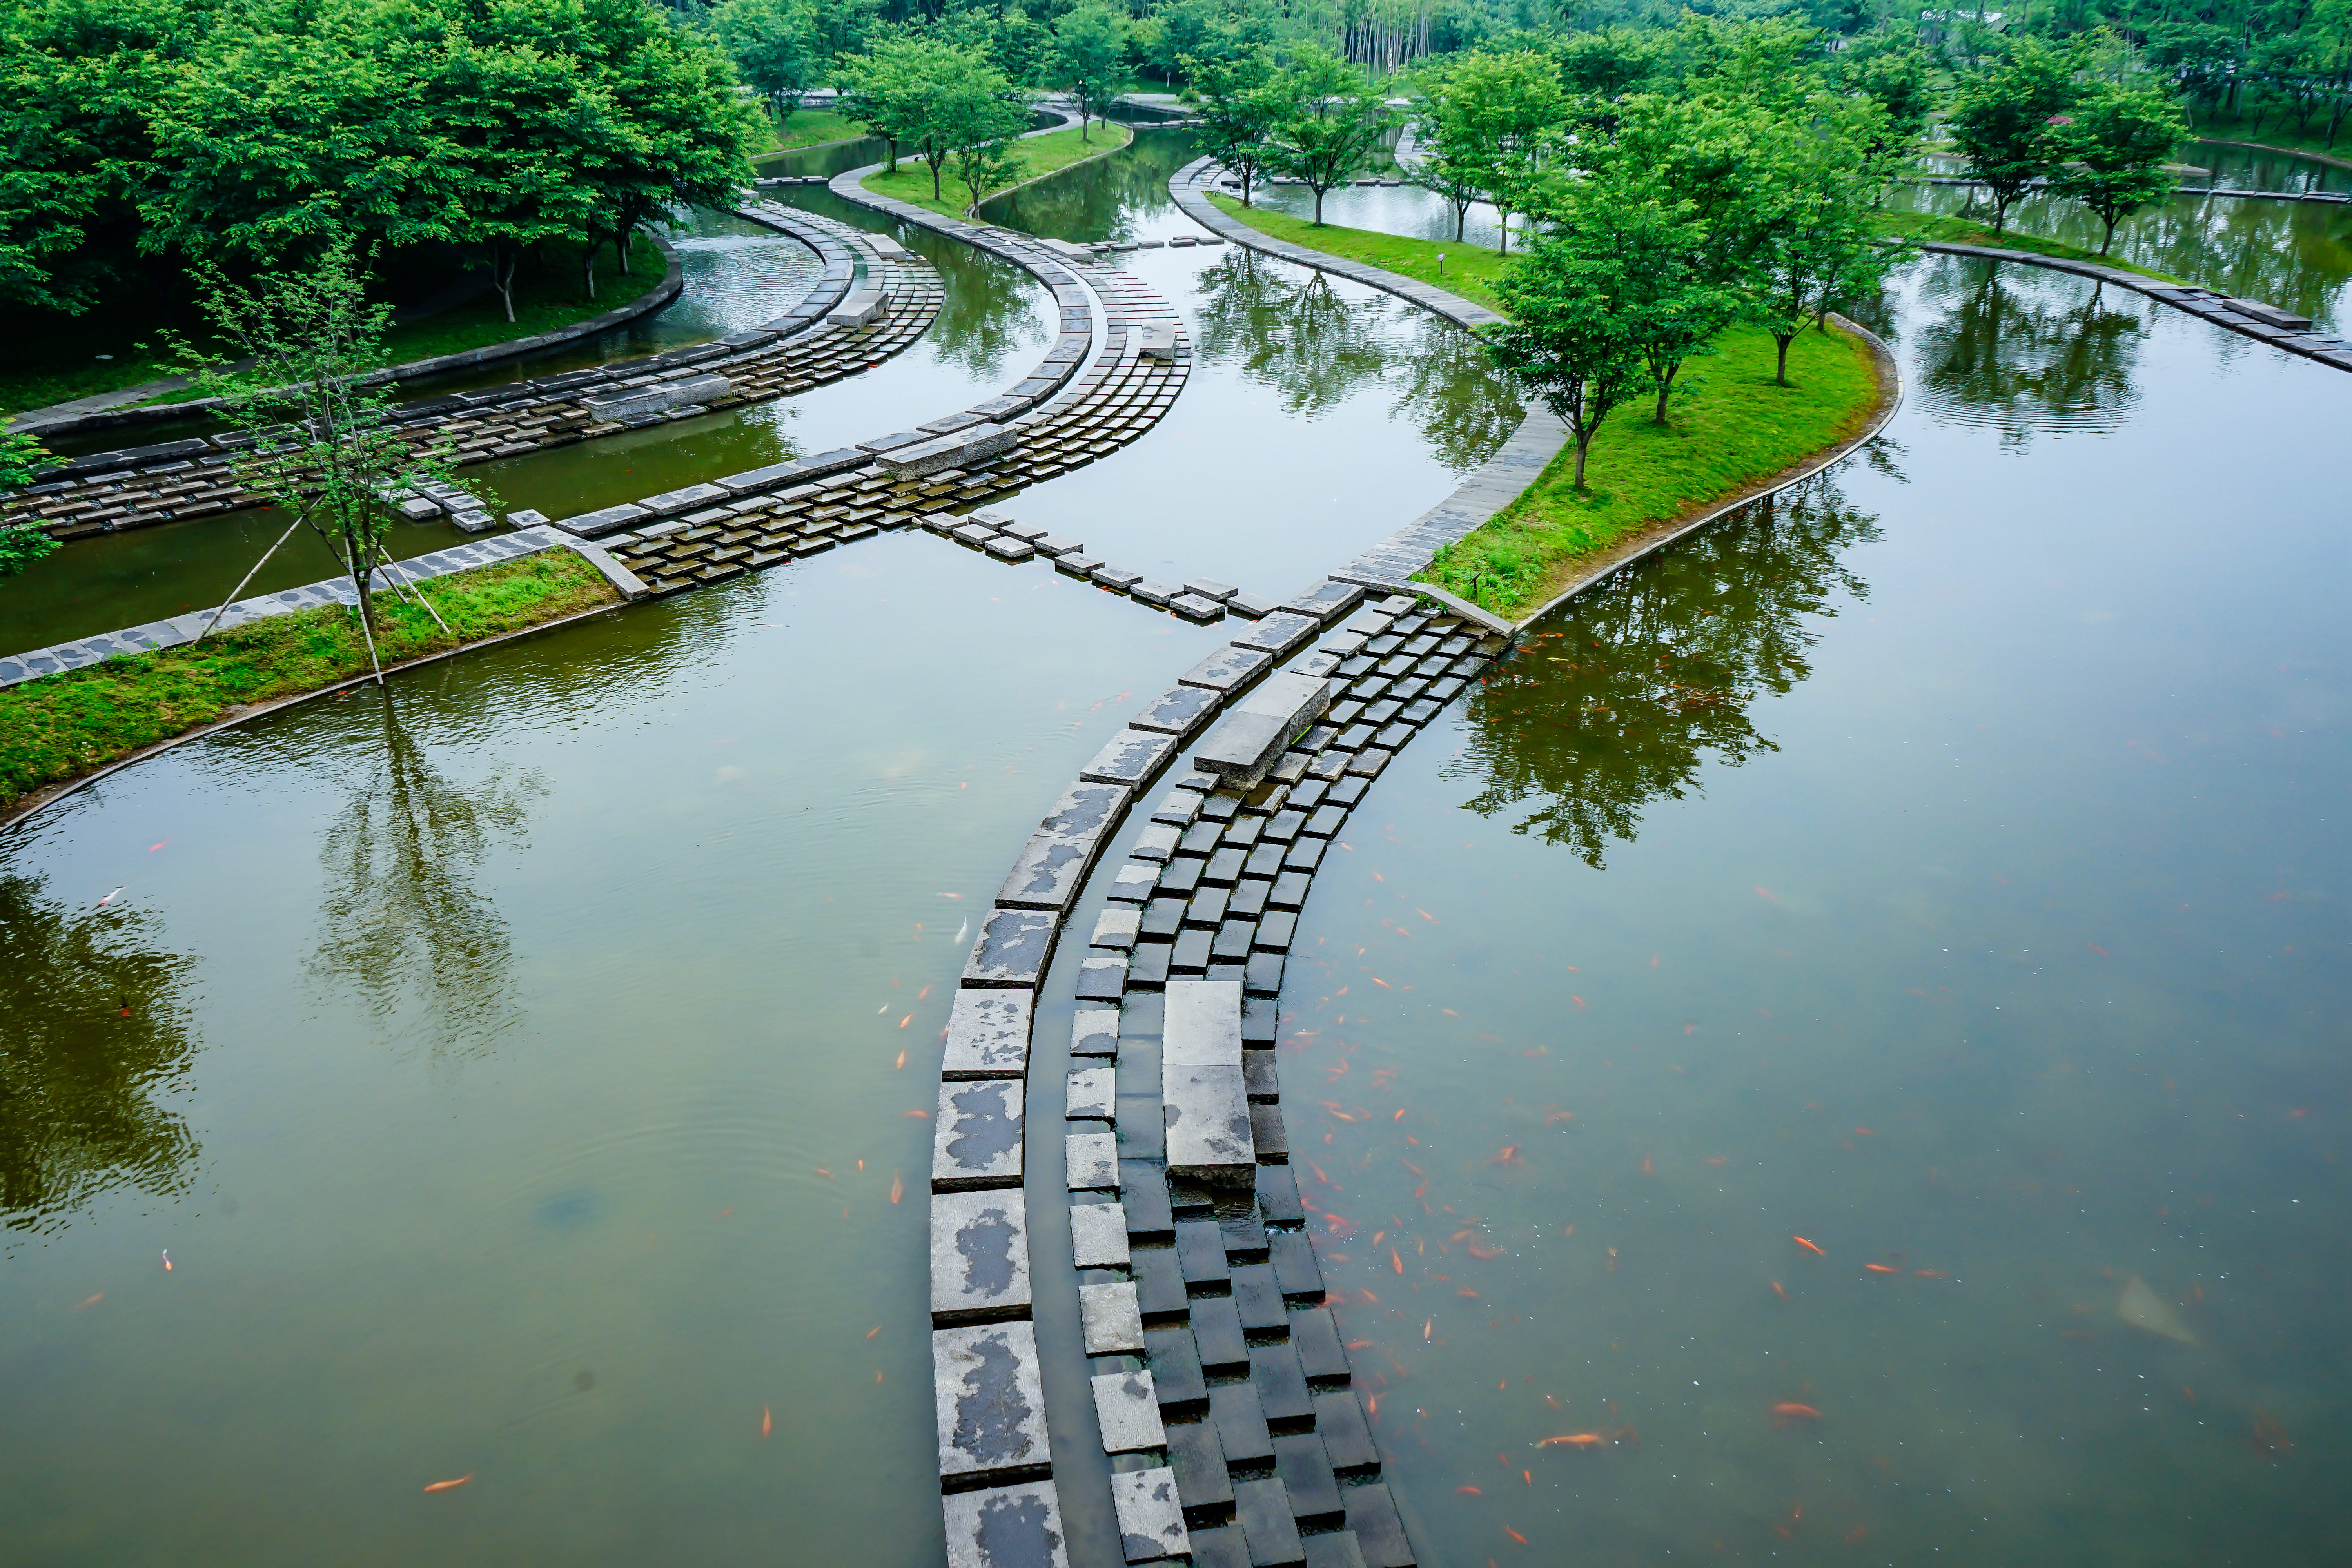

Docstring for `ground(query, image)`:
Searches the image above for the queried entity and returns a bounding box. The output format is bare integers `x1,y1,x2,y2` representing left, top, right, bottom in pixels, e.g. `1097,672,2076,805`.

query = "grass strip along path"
1203,196,1886,621
863,122,1134,220
0,551,615,813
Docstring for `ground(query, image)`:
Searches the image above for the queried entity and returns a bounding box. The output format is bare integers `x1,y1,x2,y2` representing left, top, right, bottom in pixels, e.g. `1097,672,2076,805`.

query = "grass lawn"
767,107,862,150
862,122,1134,220
1875,209,2189,284
1423,325,1885,621
1204,194,1511,314
2,238,670,419
0,550,614,809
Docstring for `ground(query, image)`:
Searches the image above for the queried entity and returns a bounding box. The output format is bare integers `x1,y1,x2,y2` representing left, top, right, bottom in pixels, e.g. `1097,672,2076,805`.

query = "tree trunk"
1455,201,1466,241
1572,431,1590,489
1313,184,1325,224
493,244,517,323
1652,363,1677,425
2100,213,2117,255
1242,169,1254,206
1497,207,1510,255
583,239,597,301
1775,332,1793,386
931,154,943,200
886,136,899,175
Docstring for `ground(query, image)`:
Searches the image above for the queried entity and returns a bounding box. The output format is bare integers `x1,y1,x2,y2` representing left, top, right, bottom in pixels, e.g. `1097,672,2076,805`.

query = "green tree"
1,429,60,585
1188,46,1282,205
1412,50,1563,254
1838,31,1936,153
2047,83,2186,254
1946,37,2083,234
1739,96,1909,385
1054,3,1129,142
713,0,822,118
1482,210,1655,491
1552,26,1670,98
1265,45,1398,226
841,29,948,174
172,244,468,664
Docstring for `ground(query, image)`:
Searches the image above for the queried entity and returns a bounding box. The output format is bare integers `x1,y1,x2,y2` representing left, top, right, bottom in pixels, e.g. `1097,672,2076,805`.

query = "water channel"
3,125,2348,1568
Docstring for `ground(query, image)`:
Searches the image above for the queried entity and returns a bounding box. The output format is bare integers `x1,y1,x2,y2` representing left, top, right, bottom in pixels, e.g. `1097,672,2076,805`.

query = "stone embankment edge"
0,550,631,834
970,120,1136,219
12,240,687,438
1501,315,1904,632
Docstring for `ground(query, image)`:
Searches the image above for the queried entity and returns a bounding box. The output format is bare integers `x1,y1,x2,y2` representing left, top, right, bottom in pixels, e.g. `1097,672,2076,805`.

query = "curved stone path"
1,208,939,543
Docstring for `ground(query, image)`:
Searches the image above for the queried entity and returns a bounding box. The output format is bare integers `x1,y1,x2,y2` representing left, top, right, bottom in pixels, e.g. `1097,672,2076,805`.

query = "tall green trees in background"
1409,49,1563,252
2049,86,2191,254
1054,4,1131,140
1264,45,1397,224
1946,37,2087,234
1189,48,1284,205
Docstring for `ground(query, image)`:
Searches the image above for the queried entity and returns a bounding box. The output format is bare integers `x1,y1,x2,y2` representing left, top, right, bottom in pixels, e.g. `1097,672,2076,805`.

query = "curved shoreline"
12,239,689,439
970,121,1136,219
2193,134,2352,173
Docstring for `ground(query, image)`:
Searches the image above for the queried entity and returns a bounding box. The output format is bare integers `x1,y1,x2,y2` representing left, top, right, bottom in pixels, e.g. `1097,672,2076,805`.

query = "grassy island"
863,123,1134,221
1206,193,1512,313
0,551,615,814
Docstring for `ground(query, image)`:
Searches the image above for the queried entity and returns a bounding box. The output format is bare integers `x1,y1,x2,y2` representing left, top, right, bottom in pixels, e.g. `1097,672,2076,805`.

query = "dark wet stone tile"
1326,777,1368,807
1233,1477,1306,1566
1254,912,1297,952
1220,1206,1268,1258
1209,1380,1275,1463
1312,1390,1379,1472
942,1479,1070,1568
1118,1094,1167,1160
1190,1291,1248,1369
1120,1160,1174,1238
1181,819,1225,855
1204,846,1248,886
1159,857,1206,897
1127,942,1172,989
1302,1532,1368,1568
1230,878,1273,919
1077,955,1129,1001
1167,1419,1234,1511
1145,1325,1208,1409
1288,1308,1347,1381
1189,1523,1252,1568
1254,1163,1301,1224
1141,895,1187,938
1132,1245,1187,1318
1250,1342,1313,1423
1269,1230,1323,1299
1243,996,1279,1046
1175,1218,1230,1286
1272,1433,1343,1523
1342,1483,1415,1567
1213,918,1256,963
1231,1263,1285,1331
1185,887,1231,929
1269,871,1312,911
1172,927,1214,975
1244,952,1285,998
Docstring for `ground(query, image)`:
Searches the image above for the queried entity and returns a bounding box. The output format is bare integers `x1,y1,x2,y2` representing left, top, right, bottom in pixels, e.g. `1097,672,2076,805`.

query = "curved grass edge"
0,552,620,829
860,121,1134,222
1458,315,1902,631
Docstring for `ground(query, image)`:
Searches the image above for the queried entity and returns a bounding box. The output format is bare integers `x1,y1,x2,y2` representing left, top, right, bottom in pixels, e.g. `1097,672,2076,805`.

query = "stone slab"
1342,1483,1415,1567
1289,1307,1348,1381
1130,683,1221,739
1067,1064,1116,1118
1249,1342,1313,1422
1189,1294,1247,1371
1303,1533,1368,1568
1272,1432,1344,1523
1312,1390,1379,1472
1178,643,1272,695
943,1481,1071,1568
942,989,1034,1080
1079,1281,1147,1356
1166,1417,1232,1508
1163,1063,1253,1185
1194,673,1332,789
933,1079,1024,1191
1091,1367,1168,1452
1163,978,1243,1066
997,833,1097,913
1109,1466,1190,1563
1234,1478,1306,1566
932,1189,1031,1324
1268,1230,1323,1298
1070,1201,1131,1268
1144,1325,1208,1409
1229,612,1319,661
1208,1381,1274,1465
1040,780,1127,840
934,1320,1052,1485
1071,1008,1121,1057
1067,1131,1120,1191
1090,907,1142,949
964,907,1057,987
1080,729,1177,788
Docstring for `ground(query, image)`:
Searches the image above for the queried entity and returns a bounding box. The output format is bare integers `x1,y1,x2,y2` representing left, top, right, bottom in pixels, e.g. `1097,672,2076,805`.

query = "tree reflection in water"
0,874,198,1235
1451,475,1885,869
309,693,539,1054
1191,247,1520,471
1912,261,2149,446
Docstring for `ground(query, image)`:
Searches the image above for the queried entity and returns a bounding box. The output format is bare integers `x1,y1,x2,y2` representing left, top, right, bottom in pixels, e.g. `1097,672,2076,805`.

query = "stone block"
1272,1433,1343,1523
1130,823,1180,864
1178,643,1272,694
1071,1009,1121,1057
1230,1263,1284,1331
1067,1131,1120,1191
1144,1326,1208,1410
1109,1467,1189,1563
1281,580,1366,625
550,502,650,539
1131,579,1178,608
1174,1218,1230,1285
1342,1483,1416,1567
1303,1534,1368,1568
1289,1307,1347,1380
1091,907,1140,950
1120,1161,1173,1238
934,1320,1051,1486
1130,684,1220,739
933,1079,1024,1191
884,423,1020,478
1248,1100,1286,1158
943,989,1033,1080
1254,1163,1302,1223
1227,590,1281,619
1209,1382,1275,1465
943,1481,1070,1568
1193,673,1332,789
1164,1063,1252,1185
932,1190,1031,1325
1171,593,1225,624
1092,1367,1167,1452
1249,1342,1313,1422
1166,1418,1232,1508
1312,1390,1379,1472
997,833,1096,913
1234,1478,1306,1566
1269,1230,1323,1299
580,375,731,423
1192,1526,1252,1568
1070,1201,1131,1269
1106,863,1161,904
1163,979,1243,1066
1039,779,1125,840
1136,323,1179,360
1183,579,1239,603
1081,729,1177,788
1189,1294,1247,1371
965,907,1057,987
1068,1065,1116,1118
1079,1281,1146,1356
1091,565,1145,590
1131,1246,1187,1318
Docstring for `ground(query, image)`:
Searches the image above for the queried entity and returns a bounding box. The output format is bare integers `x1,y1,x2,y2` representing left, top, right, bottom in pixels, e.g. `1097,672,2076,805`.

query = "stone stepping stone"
1313,1388,1379,1473
942,1480,1069,1568
1080,729,1176,789
1091,1366,1167,1451
1066,1131,1119,1192
942,989,1032,1080
1233,1477,1305,1566
933,1320,1051,1486
931,1189,1031,1325
1071,1008,1120,1058
932,1079,1023,1191
1070,1201,1130,1269
1343,1482,1416,1566
1079,1281,1147,1356
1109,1466,1189,1563
964,907,1056,988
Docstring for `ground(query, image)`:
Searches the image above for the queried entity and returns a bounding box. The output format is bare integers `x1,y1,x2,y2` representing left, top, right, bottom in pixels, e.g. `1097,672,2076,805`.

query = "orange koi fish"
761,1407,773,1438
1772,1403,1823,1425
423,1475,472,1493
1864,1263,1898,1274
1792,1236,1825,1256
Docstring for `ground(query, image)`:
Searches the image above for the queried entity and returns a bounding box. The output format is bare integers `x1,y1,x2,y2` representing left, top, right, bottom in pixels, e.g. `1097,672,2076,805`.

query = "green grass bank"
1425,325,1885,620
1205,193,1512,314
862,123,1134,220
766,107,862,151
1875,209,2190,284
0,550,615,812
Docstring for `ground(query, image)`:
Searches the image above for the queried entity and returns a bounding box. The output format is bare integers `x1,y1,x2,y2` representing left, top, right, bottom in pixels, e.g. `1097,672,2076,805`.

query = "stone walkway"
1,209,938,543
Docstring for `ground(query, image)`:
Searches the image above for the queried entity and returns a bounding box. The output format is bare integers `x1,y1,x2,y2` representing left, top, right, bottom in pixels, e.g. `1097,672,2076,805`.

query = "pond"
4,126,2346,1568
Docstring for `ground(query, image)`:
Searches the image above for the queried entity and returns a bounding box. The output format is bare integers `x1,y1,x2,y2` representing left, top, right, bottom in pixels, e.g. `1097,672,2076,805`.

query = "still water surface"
1274,256,2351,1564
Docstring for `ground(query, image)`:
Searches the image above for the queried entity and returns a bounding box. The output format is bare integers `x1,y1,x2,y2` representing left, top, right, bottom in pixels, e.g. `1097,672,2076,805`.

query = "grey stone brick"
1144,1325,1208,1410
1071,1201,1131,1269
932,1189,1031,1324
1249,1342,1313,1423
942,1480,1069,1568
1071,1007,1121,1057
997,833,1096,912
1109,1467,1189,1563
1233,1478,1306,1566
1067,1065,1116,1119
1312,1389,1378,1472
1076,955,1128,1002
1289,1308,1347,1380
1302,1532,1368,1568
965,907,1057,987
1165,1417,1231,1508
933,1079,1024,1191
1174,1218,1230,1286
1067,1131,1120,1191
1080,1281,1146,1356
1131,1246,1186,1317
1272,1432,1343,1523
1093,1367,1167,1452
1254,1163,1301,1224
1231,1263,1284,1331
1189,1293,1247,1371
1091,907,1142,950
1131,683,1221,739
933,1320,1051,1485
1177,643,1272,695
1342,1483,1415,1567
943,989,1033,1080
1081,729,1177,788
1120,1161,1172,1238
1209,1381,1274,1465
1268,1230,1323,1299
